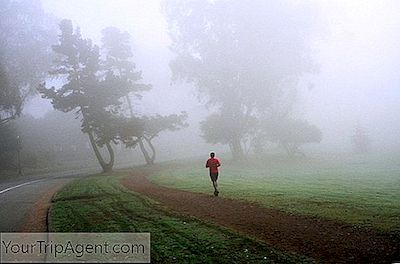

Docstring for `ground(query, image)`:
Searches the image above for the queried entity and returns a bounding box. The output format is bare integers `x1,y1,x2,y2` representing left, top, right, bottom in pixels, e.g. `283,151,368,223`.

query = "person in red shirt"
205,152,221,196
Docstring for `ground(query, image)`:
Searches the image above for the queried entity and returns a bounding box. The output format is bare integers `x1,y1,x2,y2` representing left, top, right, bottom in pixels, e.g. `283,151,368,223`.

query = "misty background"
2,0,400,174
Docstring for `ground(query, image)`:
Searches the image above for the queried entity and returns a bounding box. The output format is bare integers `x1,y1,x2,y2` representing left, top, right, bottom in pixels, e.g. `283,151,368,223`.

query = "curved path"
122,170,399,264
0,169,96,232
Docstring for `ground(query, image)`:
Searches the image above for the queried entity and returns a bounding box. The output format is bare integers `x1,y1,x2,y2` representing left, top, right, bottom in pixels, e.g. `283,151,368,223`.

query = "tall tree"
101,27,188,165
0,0,56,125
165,0,320,159
39,20,143,172
100,27,152,162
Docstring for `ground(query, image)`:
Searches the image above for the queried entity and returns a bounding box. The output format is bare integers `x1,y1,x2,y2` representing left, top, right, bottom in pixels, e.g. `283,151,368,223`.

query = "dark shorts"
209,172,218,182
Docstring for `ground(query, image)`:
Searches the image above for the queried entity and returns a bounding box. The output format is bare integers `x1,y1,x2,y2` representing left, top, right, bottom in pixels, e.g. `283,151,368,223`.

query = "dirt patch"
122,170,399,264
20,180,70,232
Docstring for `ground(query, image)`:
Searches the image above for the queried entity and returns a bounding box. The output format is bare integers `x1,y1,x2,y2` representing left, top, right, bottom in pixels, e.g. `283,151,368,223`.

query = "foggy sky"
24,0,400,151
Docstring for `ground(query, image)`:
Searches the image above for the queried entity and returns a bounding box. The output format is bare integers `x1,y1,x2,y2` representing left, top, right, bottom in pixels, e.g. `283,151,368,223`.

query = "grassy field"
150,153,400,234
50,172,314,263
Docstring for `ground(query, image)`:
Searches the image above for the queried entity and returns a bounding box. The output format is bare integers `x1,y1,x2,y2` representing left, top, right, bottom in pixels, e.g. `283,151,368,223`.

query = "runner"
205,152,221,196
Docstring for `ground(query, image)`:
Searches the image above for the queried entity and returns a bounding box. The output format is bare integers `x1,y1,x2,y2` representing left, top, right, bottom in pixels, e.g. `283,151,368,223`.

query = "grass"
50,171,314,263
149,153,400,234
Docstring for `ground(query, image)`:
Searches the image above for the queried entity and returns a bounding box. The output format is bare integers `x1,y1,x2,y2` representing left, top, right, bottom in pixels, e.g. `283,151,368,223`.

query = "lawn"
149,153,400,234
50,171,314,263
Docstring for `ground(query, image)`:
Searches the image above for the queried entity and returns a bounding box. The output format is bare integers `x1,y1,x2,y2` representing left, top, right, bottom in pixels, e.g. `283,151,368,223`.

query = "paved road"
0,168,98,232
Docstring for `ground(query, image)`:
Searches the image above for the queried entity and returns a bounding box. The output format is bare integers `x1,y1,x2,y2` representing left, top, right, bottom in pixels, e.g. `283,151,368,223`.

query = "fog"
303,0,400,151
3,0,400,171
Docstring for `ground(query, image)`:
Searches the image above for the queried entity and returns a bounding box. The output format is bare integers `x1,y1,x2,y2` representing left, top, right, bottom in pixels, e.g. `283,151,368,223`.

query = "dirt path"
21,179,71,232
122,171,399,264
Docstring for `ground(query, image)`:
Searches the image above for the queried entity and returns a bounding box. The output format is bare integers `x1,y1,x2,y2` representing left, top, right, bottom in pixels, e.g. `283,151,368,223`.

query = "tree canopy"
39,20,147,172
165,0,320,159
0,0,56,125
39,19,187,170
99,26,188,165
262,117,322,156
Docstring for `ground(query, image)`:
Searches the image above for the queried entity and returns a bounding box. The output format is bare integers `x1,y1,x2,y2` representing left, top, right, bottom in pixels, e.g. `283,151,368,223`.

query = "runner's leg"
210,173,219,195
212,180,218,192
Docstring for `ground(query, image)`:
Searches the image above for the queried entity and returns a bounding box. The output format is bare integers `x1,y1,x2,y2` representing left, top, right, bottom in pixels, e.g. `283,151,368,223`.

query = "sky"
24,0,400,151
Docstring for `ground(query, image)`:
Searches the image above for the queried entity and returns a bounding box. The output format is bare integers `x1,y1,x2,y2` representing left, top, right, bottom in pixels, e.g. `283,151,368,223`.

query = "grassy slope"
150,154,400,234
50,172,314,264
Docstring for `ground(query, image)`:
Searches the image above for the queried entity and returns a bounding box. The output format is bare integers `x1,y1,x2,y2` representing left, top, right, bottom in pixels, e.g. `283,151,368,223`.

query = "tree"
100,26,151,108
100,27,189,165
0,113,59,172
262,117,322,157
0,123,18,171
200,108,257,160
139,112,188,165
39,20,144,172
165,0,320,159
0,0,56,125
351,124,370,154
100,27,152,162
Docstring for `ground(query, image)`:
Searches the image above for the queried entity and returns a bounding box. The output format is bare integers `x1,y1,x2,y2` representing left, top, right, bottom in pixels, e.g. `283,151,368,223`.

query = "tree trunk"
104,142,115,171
126,94,148,165
144,136,156,164
87,130,114,172
126,95,134,117
229,137,244,160
138,136,157,165
138,138,153,165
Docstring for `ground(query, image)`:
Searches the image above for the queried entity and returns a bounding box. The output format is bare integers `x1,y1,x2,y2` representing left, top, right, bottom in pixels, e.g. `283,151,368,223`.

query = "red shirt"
206,157,221,173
